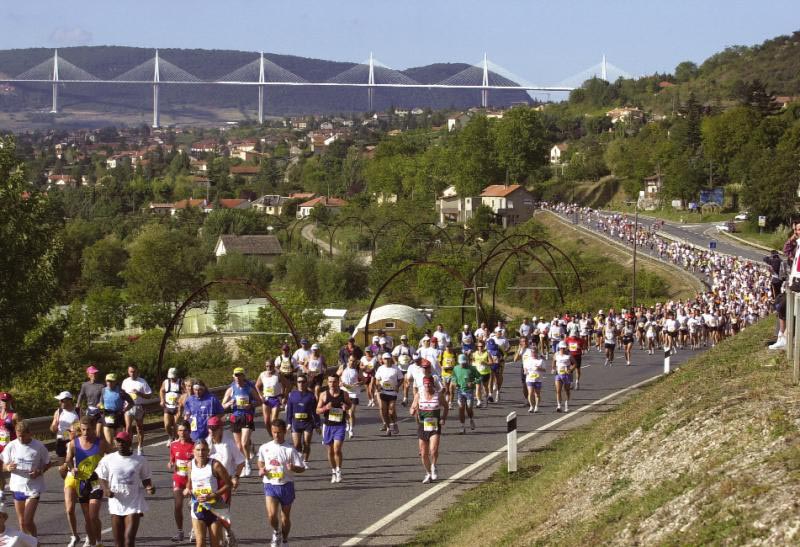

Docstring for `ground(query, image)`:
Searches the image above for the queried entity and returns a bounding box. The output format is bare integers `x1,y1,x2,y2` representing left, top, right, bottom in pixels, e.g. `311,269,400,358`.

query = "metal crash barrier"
784,293,800,385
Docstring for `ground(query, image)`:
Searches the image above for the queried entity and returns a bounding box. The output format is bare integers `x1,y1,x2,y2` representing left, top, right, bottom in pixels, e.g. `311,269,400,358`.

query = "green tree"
81,235,128,290
0,136,62,374
85,287,127,334
674,61,699,83
492,107,550,182
214,298,230,331
701,106,760,181
122,223,209,327
451,116,502,197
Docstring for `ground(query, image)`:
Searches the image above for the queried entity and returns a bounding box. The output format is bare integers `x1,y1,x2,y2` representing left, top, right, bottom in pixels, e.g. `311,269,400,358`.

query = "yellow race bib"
423,417,438,432
328,407,344,423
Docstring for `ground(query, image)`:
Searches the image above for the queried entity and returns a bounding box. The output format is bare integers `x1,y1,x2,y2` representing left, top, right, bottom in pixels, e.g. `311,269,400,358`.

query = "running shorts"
102,412,123,429
264,482,296,506
604,342,616,350
417,420,441,441
571,354,582,368
379,393,397,402
556,373,572,386
56,438,69,458
264,396,281,409
191,502,218,524
526,381,543,389
230,413,255,433
78,479,103,504
456,389,474,406
173,475,188,491
322,423,346,445
164,406,179,416
622,336,633,345
126,405,145,421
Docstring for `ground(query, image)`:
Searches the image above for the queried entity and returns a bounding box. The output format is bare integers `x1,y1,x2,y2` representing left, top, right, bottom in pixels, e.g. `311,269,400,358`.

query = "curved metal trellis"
156,278,301,384
362,260,484,347
489,244,568,318
327,215,377,257
399,222,455,254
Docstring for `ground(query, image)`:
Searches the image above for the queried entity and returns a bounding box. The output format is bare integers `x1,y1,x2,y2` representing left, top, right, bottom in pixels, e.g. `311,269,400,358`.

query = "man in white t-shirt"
120,364,152,456
292,339,312,369
0,422,50,539
0,507,37,547
258,419,305,547
206,416,245,496
432,325,450,350
96,431,154,547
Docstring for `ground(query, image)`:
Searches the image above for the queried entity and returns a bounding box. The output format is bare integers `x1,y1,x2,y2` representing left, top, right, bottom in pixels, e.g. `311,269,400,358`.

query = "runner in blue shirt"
183,380,224,442
285,374,320,468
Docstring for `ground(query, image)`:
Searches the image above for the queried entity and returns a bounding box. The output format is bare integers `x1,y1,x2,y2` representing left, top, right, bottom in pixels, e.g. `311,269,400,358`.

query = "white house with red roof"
296,196,348,219
479,184,535,228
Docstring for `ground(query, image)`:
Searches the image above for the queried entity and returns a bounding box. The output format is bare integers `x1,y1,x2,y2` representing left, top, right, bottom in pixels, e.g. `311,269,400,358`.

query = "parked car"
716,221,737,233
734,211,750,221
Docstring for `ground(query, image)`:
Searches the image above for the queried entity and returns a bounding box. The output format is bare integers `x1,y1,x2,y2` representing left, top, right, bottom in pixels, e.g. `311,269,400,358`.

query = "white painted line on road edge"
341,373,663,546
102,526,112,535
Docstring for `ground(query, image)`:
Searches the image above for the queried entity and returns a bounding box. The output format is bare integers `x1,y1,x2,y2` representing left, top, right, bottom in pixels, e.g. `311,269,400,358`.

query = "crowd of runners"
0,203,779,547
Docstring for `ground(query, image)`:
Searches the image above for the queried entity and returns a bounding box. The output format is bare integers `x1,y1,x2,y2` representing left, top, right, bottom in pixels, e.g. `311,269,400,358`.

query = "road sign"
758,216,766,227
709,240,717,250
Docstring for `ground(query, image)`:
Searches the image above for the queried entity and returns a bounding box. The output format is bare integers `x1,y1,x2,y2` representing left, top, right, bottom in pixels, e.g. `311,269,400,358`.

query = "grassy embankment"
406,317,800,546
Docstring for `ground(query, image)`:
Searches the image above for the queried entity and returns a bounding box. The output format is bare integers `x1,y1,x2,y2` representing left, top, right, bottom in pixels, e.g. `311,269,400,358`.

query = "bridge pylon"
367,52,375,111
481,52,489,108
258,52,266,124
50,49,59,113
152,50,160,128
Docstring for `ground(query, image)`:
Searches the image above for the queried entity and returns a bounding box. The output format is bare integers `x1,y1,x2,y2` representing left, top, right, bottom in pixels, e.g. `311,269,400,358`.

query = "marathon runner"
50,391,79,463
552,342,577,413
100,374,133,446
0,393,18,508
59,420,81,547
61,415,108,547
603,317,618,366
0,421,50,540
375,355,403,435
439,342,457,409
316,374,352,483
76,365,104,437
274,344,298,394
410,377,448,484
565,326,584,390
285,374,319,468
337,356,362,439
184,439,232,547
359,348,377,407
222,367,262,477
0,505,37,546
205,417,243,547
471,340,491,408
522,345,546,413
488,328,509,403
168,420,194,543
303,343,326,399
256,361,284,436
160,367,184,442
183,380,225,443
121,364,153,456
96,431,155,547
452,354,479,433
258,418,305,547
622,316,635,366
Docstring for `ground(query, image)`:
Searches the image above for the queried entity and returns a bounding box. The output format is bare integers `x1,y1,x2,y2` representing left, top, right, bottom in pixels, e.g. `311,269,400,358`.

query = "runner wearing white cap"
160,367,184,442
50,392,79,464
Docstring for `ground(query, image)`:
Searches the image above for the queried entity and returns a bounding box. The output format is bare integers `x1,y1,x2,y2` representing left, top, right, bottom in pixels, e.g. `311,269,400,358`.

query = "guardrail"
782,294,800,385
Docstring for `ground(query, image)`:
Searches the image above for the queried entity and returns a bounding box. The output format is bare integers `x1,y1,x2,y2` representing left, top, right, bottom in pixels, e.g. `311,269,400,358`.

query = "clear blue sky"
1,0,797,86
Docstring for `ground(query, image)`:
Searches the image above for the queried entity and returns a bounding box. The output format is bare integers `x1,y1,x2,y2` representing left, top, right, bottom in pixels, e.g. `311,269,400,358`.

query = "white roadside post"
663,339,671,374
506,411,517,473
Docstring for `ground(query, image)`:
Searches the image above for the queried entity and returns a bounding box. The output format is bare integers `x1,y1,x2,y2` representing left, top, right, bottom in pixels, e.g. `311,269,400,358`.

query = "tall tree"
492,107,550,182
0,136,62,373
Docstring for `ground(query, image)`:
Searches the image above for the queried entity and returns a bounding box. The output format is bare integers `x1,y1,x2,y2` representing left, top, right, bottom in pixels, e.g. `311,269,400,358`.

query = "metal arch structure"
285,217,315,250
371,217,415,254
399,222,456,255
156,278,300,384
362,260,484,347
327,215,377,258
489,243,570,318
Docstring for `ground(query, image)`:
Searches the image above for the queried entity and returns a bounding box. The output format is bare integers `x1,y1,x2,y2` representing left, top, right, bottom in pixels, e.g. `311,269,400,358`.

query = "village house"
214,235,283,264
550,143,569,164
479,184,535,228
606,107,645,124
296,196,348,219
229,165,260,180
436,185,476,225
252,195,290,216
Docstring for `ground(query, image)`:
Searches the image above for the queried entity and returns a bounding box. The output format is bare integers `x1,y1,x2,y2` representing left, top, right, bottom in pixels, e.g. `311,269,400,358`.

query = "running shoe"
271,531,280,547
556,406,562,413
170,531,184,543
242,462,251,478
487,395,494,403
348,429,354,439
391,423,399,435
430,465,438,481
302,460,309,469
470,418,476,430
564,403,569,413
533,405,538,413
422,473,432,484
335,469,342,483
401,398,407,407
136,446,143,456
67,536,79,547
528,405,534,413
378,424,387,432
330,471,337,484
460,425,466,434
83,537,92,547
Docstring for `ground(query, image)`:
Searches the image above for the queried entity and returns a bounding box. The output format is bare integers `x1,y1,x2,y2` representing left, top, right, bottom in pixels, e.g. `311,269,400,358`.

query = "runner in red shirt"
565,326,584,390
168,420,194,543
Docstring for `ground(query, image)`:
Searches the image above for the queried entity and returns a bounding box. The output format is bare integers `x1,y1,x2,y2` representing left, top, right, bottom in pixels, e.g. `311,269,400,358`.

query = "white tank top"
307,356,324,373
259,373,282,398
57,408,80,439
341,367,361,397
417,390,440,412
555,353,571,374
190,461,217,498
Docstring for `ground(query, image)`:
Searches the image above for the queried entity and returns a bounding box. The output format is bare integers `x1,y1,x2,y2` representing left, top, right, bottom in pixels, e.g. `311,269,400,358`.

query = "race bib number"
263,386,276,397
476,363,488,374
235,395,249,408
176,460,189,476
423,417,438,432
328,407,344,423
569,342,579,352
267,467,284,480
104,415,116,426
527,372,540,381
193,486,213,497
0,430,9,444
165,393,179,406
381,381,394,390
130,392,138,401
190,416,198,432
442,367,453,378
294,412,308,420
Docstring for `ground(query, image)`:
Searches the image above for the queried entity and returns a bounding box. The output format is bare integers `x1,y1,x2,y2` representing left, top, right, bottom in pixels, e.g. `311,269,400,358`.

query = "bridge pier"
152,49,160,128
258,84,264,124
50,49,59,113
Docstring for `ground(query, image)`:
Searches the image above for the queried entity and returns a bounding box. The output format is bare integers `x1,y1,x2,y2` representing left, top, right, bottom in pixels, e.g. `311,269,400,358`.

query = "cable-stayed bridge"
0,50,629,127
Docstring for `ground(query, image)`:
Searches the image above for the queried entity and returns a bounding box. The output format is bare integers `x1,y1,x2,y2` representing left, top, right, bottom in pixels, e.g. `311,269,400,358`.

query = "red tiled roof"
218,198,249,209
299,196,347,208
229,165,260,175
172,199,206,209
480,184,523,198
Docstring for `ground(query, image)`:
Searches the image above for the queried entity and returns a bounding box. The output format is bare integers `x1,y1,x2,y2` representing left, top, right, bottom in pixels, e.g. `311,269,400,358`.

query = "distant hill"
0,46,531,124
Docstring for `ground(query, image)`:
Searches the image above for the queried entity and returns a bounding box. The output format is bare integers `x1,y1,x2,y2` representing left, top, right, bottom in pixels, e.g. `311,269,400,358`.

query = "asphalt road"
25,344,703,546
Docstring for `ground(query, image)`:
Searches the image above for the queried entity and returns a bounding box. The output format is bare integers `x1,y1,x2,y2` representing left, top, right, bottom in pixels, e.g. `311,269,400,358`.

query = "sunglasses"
297,379,307,383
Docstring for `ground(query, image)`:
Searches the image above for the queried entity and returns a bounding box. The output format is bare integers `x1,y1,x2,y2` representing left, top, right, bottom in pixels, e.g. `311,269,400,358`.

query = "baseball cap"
86,365,99,374
463,324,470,329
207,416,222,427
311,343,320,350
105,373,117,382
457,354,467,364
400,335,408,340
0,392,11,402
365,347,374,354
382,352,392,360
167,368,178,379
412,353,421,361
55,391,73,400
233,367,245,376
558,341,568,349
115,431,132,442
300,338,309,345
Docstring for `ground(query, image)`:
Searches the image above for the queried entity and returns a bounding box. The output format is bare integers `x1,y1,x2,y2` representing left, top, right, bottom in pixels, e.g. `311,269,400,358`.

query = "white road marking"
102,526,112,535
342,373,662,545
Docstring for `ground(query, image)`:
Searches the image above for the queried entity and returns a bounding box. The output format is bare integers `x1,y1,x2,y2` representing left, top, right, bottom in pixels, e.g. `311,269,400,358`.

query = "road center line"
341,372,662,545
